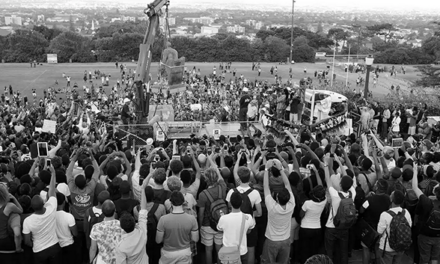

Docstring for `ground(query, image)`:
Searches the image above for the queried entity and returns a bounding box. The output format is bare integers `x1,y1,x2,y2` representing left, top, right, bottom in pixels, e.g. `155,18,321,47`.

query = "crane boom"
134,0,169,122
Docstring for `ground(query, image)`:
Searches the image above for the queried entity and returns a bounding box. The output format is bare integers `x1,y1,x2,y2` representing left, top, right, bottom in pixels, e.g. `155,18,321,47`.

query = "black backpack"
147,203,160,248
233,188,254,215
354,173,372,210
422,200,440,237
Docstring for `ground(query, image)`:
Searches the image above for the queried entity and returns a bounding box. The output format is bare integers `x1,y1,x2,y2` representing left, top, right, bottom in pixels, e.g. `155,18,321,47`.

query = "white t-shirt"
325,186,356,229
226,186,262,210
217,212,255,255
377,207,412,252
265,192,295,241
23,197,59,253
301,199,327,229
55,211,76,247
131,170,142,202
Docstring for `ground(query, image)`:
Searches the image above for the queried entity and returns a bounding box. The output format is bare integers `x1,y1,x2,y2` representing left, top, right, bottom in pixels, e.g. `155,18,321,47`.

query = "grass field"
0,61,422,103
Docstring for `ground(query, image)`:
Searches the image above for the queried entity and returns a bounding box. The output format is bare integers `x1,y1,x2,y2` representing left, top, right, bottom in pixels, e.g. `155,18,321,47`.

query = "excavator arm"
134,0,169,121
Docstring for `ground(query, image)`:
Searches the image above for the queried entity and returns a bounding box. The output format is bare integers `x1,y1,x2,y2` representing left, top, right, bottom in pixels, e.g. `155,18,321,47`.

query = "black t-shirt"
239,95,251,109
114,198,139,217
153,189,171,204
290,97,301,112
121,104,131,119
362,193,391,229
416,194,435,233
302,173,325,200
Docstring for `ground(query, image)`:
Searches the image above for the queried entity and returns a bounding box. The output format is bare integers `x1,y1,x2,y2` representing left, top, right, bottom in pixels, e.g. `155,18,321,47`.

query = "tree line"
0,23,439,66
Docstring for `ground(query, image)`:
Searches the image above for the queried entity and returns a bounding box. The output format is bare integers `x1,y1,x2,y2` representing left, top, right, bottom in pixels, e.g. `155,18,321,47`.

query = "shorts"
200,226,223,247
418,234,440,263
247,227,258,247
408,126,416,135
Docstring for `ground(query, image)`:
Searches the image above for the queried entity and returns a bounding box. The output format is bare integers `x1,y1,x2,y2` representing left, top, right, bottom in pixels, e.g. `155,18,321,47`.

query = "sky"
166,0,440,11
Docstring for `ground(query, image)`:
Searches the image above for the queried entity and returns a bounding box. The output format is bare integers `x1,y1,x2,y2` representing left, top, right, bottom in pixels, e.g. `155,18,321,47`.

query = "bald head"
102,200,115,217
31,195,44,211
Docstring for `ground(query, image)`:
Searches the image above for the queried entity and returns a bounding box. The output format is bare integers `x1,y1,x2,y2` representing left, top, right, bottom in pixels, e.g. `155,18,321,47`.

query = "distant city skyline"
157,0,440,11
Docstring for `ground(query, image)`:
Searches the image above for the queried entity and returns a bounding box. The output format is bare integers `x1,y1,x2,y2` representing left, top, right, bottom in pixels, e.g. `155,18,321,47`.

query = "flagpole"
330,38,336,88
346,44,351,87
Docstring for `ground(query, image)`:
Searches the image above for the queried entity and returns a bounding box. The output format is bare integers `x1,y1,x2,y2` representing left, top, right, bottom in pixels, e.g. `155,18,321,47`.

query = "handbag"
218,214,246,264
358,218,380,249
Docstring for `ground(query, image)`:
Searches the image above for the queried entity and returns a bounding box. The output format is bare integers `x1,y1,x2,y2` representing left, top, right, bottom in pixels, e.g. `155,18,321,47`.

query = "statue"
161,42,186,88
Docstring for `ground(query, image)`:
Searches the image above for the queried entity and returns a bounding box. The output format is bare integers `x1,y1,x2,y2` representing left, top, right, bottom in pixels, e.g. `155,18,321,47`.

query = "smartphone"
207,148,212,155
46,159,51,167
37,142,48,157
223,144,228,150
330,144,337,154
154,154,160,162
172,155,181,161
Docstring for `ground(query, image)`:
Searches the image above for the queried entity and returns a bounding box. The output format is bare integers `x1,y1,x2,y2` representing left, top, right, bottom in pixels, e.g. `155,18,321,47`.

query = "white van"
301,89,348,126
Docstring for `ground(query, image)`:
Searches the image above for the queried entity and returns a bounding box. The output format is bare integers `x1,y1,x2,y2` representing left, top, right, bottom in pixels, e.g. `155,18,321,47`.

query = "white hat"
146,138,154,145
123,98,130,104
242,87,249,92
198,154,207,163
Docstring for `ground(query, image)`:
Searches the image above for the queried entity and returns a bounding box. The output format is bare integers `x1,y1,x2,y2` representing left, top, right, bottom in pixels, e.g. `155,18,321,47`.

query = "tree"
422,36,440,60
49,31,93,62
69,15,75,32
2,29,49,62
316,22,323,34
367,23,396,42
415,65,440,87
33,25,63,41
327,28,350,50
264,36,289,62
292,36,315,62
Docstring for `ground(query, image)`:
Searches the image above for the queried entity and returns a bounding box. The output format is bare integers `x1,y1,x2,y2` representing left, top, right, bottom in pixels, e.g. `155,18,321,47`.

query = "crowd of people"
0,61,439,264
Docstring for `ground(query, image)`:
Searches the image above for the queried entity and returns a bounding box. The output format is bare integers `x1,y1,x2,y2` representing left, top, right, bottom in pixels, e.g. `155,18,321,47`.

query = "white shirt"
55,210,76,247
301,199,327,229
23,197,59,253
265,192,295,241
325,186,357,229
377,207,412,252
131,170,142,202
217,212,255,255
226,186,262,210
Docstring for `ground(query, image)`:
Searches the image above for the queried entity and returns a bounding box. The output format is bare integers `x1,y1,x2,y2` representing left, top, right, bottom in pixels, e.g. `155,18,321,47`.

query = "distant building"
5,15,22,26
183,17,214,25
246,19,256,26
160,17,176,27
0,28,12,37
37,15,45,22
227,25,245,34
201,26,219,35
255,21,264,30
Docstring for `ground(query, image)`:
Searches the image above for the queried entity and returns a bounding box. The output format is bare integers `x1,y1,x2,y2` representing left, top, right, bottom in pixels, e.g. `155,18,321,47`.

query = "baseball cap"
242,87,249,92
123,98,130,104
198,154,207,164
146,138,154,146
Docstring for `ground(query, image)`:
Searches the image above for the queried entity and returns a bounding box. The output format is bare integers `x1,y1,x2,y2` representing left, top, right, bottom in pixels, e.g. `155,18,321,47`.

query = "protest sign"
42,120,56,133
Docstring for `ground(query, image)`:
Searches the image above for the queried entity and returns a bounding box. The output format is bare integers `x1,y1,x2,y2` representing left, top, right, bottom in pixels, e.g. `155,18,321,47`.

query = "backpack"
88,207,105,231
422,200,440,237
384,210,412,252
354,173,372,210
204,185,229,231
233,188,254,215
394,182,418,217
333,191,357,229
147,203,160,248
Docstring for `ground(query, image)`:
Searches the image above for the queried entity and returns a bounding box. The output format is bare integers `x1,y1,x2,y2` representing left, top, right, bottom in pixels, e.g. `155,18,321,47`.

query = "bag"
205,185,229,231
333,191,357,229
358,218,380,249
218,214,246,264
422,200,440,237
147,203,160,247
88,207,105,232
354,174,372,210
234,188,254,215
384,210,412,252
394,182,418,216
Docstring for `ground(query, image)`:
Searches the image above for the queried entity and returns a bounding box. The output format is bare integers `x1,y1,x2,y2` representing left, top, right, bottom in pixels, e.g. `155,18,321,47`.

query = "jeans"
325,228,349,264
378,250,403,264
260,238,291,264
299,228,322,263
34,243,61,264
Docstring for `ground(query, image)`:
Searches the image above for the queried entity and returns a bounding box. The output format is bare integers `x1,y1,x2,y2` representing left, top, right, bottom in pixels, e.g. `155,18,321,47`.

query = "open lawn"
0,61,422,103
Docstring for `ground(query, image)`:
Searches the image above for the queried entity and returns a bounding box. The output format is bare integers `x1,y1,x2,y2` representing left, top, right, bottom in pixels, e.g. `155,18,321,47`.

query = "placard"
156,130,165,141
41,120,56,133
392,138,403,148
213,129,221,140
